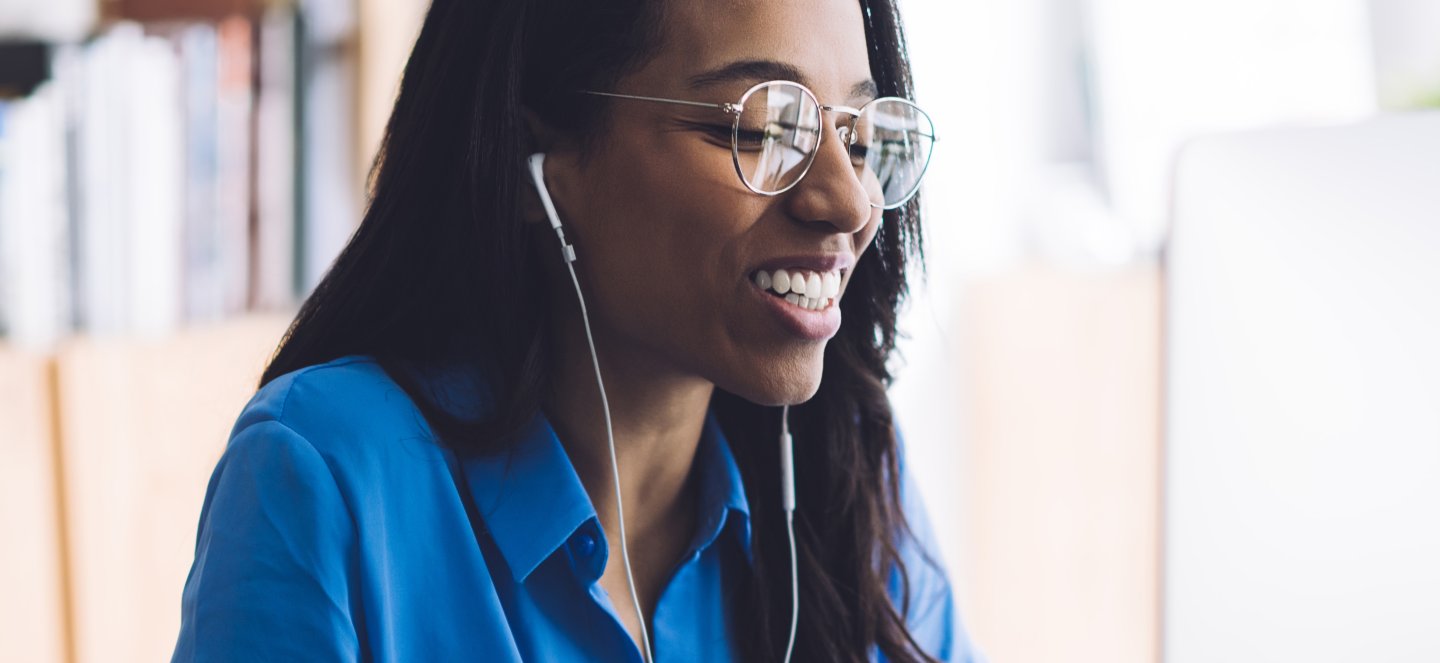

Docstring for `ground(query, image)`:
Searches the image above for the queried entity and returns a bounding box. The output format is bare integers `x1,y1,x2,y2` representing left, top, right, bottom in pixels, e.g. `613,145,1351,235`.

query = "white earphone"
525,153,799,663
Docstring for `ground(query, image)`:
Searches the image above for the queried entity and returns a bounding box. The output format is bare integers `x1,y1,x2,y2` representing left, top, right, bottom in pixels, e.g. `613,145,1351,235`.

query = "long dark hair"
260,0,936,660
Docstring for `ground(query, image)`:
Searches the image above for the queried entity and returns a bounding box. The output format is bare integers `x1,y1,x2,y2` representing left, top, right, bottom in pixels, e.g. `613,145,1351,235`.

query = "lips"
749,277,842,340
746,255,852,340
748,270,846,341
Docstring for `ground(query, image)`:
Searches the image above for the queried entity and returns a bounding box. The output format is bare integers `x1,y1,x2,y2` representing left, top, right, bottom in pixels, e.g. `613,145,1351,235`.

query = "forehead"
628,0,874,102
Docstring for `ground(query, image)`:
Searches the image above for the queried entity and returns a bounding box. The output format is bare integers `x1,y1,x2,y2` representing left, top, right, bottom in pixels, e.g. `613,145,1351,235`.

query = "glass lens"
850,99,935,208
734,82,822,194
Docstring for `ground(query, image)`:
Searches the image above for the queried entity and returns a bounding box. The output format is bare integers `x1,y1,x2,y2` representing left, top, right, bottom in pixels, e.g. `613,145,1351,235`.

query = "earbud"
780,406,796,512
526,153,576,264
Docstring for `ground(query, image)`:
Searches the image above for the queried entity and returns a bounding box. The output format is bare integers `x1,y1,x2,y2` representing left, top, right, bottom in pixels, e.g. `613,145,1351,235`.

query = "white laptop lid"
1164,113,1440,662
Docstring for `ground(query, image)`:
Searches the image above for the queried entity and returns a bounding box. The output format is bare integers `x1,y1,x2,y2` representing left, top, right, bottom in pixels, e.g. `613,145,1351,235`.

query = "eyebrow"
687,59,879,102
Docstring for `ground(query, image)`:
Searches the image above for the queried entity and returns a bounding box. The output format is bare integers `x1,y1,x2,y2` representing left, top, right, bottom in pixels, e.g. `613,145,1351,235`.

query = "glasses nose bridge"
819,103,863,144
801,103,878,213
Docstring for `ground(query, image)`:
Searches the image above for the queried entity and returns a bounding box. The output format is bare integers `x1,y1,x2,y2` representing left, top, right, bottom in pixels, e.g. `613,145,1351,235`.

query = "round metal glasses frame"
583,79,936,210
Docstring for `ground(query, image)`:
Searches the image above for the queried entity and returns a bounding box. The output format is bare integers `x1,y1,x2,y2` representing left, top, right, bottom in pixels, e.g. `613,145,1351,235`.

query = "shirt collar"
459,410,596,583
689,410,753,565
452,391,755,583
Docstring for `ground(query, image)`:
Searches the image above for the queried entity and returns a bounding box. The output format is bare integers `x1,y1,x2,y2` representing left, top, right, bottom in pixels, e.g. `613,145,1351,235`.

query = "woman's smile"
742,254,854,341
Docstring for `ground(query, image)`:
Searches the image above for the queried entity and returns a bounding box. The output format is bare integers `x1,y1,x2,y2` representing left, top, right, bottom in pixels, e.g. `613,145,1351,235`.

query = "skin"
529,0,881,650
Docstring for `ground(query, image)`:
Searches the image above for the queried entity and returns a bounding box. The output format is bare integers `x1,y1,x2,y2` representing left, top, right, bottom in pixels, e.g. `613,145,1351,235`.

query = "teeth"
755,268,843,306
773,270,792,295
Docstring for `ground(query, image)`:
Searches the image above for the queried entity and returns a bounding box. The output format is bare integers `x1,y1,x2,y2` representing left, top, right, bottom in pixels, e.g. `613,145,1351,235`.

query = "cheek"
573,147,759,348
564,130,856,402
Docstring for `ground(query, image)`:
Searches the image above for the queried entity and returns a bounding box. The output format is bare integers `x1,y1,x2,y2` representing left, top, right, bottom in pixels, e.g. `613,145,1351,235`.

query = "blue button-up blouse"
171,355,982,661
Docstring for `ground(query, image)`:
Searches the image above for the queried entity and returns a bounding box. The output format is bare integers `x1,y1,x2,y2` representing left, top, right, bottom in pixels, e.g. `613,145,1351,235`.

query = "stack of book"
0,0,359,348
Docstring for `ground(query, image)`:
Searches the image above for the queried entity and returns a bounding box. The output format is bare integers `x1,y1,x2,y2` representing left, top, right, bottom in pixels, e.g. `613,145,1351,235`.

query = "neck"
542,309,715,543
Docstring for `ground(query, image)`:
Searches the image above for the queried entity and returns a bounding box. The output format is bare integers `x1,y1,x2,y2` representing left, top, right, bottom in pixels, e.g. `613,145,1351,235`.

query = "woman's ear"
522,107,563,154
519,108,580,226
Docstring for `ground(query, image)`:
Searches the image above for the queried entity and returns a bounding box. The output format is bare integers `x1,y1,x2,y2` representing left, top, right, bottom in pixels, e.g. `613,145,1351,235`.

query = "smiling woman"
169,0,979,662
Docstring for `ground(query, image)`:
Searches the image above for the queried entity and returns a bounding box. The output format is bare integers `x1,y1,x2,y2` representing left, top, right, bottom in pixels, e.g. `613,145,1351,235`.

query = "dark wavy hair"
259,0,936,660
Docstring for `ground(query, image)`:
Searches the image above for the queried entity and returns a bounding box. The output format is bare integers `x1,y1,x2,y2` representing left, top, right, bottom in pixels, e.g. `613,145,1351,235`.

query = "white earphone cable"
530,154,654,663
781,405,799,663
531,152,800,663
563,257,655,663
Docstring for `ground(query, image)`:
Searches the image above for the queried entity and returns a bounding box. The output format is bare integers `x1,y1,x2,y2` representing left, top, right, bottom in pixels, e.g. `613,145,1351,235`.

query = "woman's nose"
781,123,875,234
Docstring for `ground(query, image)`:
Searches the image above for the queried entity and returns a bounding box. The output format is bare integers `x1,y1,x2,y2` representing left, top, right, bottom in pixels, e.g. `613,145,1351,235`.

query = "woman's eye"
689,121,803,153
695,123,752,148
734,127,768,149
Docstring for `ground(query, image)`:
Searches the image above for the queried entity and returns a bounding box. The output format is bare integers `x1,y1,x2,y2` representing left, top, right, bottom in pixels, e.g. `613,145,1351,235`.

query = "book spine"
124,31,184,337
77,25,136,336
179,23,223,324
253,5,297,311
0,80,71,348
215,15,254,318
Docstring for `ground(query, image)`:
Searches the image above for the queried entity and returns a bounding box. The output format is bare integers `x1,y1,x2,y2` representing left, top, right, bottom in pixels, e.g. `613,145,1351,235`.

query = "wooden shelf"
1,312,292,663
55,313,290,663
107,0,267,22
0,349,67,663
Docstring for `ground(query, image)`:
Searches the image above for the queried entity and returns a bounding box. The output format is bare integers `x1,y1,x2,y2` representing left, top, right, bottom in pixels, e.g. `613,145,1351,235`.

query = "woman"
172,0,980,660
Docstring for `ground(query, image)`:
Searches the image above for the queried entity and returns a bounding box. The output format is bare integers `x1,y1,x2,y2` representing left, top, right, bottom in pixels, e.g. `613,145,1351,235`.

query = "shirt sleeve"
891,433,987,663
171,418,361,662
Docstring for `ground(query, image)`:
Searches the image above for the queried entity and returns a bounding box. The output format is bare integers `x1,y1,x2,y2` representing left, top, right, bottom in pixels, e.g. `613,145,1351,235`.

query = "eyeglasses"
583,80,936,210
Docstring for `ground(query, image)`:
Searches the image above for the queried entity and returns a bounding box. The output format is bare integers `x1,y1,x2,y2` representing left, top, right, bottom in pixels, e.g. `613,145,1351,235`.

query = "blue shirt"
172,355,982,662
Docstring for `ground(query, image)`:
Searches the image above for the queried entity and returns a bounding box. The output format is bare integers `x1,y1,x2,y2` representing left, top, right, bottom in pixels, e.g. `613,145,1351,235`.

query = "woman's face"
541,0,883,406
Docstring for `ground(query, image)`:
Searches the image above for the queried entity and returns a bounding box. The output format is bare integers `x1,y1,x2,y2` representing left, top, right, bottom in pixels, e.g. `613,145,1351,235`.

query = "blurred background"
1,0,1437,661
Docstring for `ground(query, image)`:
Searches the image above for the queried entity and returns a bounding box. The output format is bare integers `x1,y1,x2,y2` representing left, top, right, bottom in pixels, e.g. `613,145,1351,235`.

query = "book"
252,5,298,311
0,9,358,344
0,78,71,348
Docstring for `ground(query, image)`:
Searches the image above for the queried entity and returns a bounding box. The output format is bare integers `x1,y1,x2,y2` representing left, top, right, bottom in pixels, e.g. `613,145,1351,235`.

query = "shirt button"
574,532,597,557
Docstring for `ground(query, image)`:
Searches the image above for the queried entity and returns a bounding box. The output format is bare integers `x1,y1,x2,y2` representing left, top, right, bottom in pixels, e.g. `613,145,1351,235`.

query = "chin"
716,350,825,407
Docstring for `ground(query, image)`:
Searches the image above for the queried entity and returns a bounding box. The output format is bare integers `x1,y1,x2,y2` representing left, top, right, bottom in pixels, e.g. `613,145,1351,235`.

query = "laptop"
1164,113,1440,662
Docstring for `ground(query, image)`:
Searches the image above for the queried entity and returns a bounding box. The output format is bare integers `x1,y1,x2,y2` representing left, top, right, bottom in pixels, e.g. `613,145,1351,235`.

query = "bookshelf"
0,0,420,660
0,0,364,348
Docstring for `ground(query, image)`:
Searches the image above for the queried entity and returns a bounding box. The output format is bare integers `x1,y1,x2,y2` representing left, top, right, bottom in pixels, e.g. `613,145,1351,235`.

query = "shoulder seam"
229,415,364,539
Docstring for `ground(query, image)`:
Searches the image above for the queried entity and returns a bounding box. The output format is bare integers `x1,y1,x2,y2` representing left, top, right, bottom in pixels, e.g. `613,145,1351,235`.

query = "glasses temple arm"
581,90,739,114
